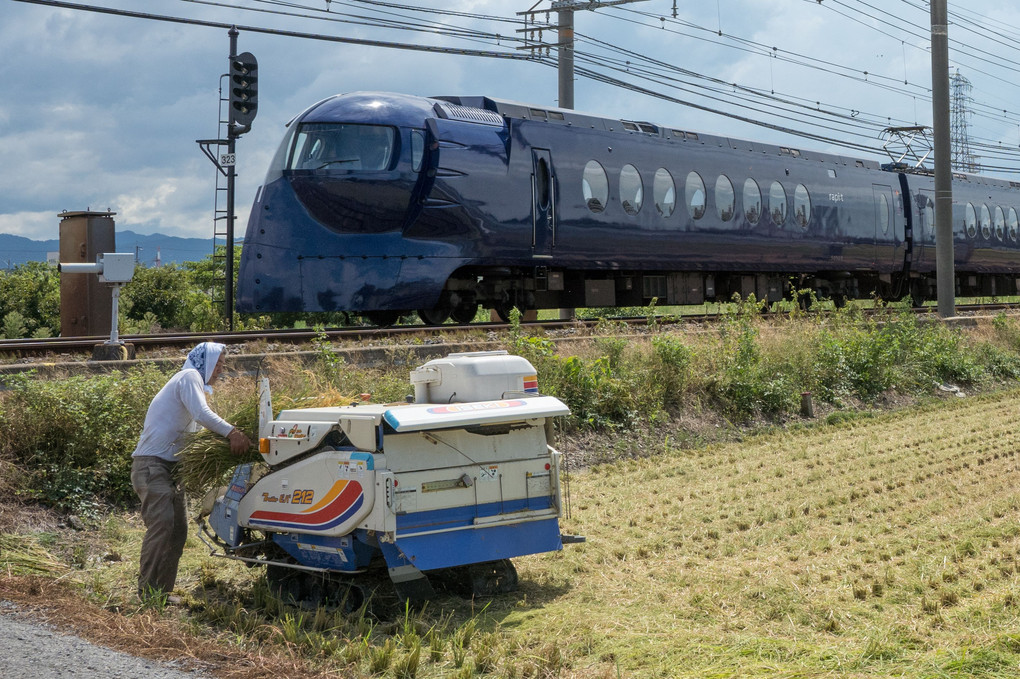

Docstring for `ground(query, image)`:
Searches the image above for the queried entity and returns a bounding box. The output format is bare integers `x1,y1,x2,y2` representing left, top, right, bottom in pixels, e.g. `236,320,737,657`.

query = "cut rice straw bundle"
0,535,67,575
178,382,357,496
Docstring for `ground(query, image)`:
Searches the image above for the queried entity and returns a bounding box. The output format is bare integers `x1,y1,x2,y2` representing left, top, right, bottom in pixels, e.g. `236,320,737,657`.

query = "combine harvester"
199,351,580,607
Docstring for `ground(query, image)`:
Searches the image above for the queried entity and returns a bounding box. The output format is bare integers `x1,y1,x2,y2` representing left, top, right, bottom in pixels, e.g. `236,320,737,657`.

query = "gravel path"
0,601,212,679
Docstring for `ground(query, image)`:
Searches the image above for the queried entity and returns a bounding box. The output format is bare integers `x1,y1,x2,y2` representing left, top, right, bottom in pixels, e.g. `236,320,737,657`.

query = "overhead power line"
10,0,536,60
14,0,1020,173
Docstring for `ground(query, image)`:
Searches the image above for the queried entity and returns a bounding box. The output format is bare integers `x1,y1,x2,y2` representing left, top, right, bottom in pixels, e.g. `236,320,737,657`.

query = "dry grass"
0,577,350,679
5,376,1020,677
0,536,67,576
505,388,1020,677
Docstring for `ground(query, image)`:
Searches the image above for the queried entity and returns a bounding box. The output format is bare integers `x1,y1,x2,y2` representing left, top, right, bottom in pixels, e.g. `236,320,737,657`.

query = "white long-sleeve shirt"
131,369,233,462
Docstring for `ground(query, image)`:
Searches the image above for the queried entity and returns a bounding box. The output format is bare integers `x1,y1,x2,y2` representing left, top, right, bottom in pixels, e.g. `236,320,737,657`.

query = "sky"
2,0,1020,244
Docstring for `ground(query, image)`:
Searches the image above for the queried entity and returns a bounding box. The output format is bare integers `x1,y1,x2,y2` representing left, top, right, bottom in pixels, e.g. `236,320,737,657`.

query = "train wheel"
418,307,451,325
909,280,926,308
450,303,479,324
364,311,404,327
492,305,513,323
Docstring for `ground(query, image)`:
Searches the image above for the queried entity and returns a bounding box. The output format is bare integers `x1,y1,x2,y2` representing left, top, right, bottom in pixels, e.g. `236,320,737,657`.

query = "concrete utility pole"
930,0,956,318
518,1,649,319
518,0,650,111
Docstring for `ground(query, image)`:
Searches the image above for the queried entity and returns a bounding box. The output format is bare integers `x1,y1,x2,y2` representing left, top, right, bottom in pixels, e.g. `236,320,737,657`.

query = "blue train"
236,91,1020,324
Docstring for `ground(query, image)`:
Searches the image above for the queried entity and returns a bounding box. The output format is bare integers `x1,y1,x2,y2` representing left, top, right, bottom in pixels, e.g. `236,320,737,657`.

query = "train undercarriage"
385,267,1020,326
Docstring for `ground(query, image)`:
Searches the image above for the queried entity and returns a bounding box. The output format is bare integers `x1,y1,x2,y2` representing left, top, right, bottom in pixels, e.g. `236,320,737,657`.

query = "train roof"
434,94,883,171
306,92,1020,190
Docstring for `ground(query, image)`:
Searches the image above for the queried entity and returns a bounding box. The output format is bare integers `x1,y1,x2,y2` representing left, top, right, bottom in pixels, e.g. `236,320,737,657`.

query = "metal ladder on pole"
197,75,231,310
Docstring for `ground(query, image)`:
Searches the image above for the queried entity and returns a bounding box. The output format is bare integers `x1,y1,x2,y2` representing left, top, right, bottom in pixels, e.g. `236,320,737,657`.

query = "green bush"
121,264,224,332
3,311,27,339
992,313,1020,349
975,342,1020,380
553,355,637,429
649,334,694,408
709,296,798,418
0,262,60,336
815,311,981,399
0,366,171,516
508,309,638,429
816,326,889,399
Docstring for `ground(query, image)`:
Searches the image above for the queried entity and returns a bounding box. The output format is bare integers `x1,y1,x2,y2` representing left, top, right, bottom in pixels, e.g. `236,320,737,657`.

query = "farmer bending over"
130,341,250,602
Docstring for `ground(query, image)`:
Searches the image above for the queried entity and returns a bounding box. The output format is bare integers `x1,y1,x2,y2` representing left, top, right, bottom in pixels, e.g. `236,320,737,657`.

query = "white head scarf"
183,342,226,393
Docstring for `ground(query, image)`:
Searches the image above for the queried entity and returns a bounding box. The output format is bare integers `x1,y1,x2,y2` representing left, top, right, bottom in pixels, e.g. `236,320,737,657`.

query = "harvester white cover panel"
382,396,568,432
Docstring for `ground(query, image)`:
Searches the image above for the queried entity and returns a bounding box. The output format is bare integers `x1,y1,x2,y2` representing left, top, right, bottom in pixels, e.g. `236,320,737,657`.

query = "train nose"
286,121,417,233
289,174,414,233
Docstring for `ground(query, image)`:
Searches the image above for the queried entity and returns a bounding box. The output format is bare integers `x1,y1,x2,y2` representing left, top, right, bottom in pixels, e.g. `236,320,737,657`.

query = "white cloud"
0,211,64,239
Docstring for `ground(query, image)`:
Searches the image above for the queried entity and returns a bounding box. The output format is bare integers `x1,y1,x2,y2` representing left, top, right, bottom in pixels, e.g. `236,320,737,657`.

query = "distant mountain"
0,230,218,268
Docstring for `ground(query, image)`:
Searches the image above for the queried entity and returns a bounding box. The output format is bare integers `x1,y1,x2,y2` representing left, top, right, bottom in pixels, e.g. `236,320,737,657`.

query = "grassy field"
513,390,1020,677
5,387,1020,677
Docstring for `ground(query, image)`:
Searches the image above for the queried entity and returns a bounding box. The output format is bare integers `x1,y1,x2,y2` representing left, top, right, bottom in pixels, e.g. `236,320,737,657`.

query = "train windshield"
288,123,396,171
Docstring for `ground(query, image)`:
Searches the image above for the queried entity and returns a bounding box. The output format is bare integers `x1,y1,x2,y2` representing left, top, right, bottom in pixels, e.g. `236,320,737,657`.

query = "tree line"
0,249,347,338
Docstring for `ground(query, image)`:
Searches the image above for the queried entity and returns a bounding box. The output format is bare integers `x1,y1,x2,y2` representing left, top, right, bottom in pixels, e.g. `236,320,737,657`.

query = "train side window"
980,204,992,239
685,171,706,220
411,130,425,172
743,178,761,225
1009,207,1019,242
653,168,676,217
582,160,609,213
265,121,299,184
536,157,552,210
877,193,890,235
769,180,787,226
924,200,935,241
794,184,811,229
994,206,1005,241
619,164,643,215
715,174,734,221
965,203,977,238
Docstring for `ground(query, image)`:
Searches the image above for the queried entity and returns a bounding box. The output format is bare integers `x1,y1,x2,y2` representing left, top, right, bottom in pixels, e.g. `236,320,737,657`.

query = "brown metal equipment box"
59,211,116,337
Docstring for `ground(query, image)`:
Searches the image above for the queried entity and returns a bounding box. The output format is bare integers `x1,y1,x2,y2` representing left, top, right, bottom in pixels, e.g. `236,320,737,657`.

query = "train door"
917,190,935,266
531,149,556,259
872,184,893,268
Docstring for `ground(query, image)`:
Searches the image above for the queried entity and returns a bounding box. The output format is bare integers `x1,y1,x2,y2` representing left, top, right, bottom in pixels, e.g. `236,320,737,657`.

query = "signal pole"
226,27,239,330
930,0,956,318
199,28,258,330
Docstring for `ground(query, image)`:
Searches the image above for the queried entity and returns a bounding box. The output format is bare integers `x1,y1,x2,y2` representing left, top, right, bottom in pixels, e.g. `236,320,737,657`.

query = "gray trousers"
131,456,188,598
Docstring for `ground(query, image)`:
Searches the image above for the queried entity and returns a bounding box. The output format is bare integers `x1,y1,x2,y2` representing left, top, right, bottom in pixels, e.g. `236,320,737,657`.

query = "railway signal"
228,51,258,135
197,32,257,331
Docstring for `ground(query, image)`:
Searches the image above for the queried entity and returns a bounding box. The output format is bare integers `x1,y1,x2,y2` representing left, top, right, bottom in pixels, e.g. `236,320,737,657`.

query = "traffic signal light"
228,51,258,135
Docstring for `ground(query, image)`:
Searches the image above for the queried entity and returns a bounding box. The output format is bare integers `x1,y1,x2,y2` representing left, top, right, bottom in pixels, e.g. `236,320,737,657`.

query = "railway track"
0,318,593,379
0,317,618,357
0,303,1002,374
0,323,487,356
